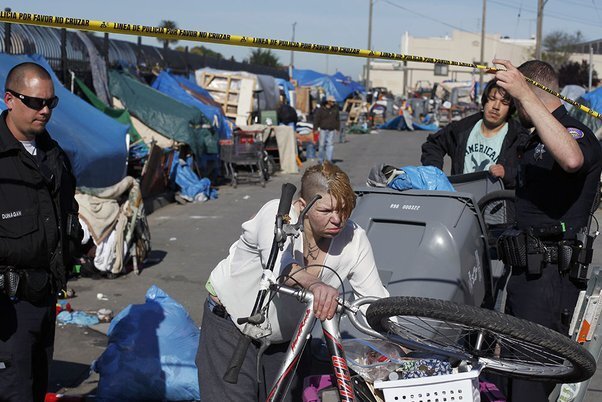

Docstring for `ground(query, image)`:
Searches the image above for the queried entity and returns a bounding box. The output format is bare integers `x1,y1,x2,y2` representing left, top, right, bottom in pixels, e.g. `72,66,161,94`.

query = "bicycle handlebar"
223,336,252,384
277,183,297,216
223,183,297,384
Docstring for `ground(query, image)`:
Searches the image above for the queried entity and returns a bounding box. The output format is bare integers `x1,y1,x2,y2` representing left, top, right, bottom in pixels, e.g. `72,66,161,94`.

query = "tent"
151,71,232,139
378,115,439,131
561,85,586,113
0,54,128,187
569,86,602,138
75,77,149,161
292,68,365,103
276,78,295,105
109,70,219,158
75,77,142,143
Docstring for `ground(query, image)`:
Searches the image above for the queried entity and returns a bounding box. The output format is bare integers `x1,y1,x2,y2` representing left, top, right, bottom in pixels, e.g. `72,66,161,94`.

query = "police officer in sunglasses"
0,62,80,401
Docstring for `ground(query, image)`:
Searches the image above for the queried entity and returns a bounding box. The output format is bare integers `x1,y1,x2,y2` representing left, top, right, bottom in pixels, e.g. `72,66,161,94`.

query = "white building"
369,30,602,97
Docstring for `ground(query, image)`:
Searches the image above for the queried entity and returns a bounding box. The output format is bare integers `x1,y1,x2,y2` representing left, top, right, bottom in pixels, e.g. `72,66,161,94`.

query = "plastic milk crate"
373,367,481,402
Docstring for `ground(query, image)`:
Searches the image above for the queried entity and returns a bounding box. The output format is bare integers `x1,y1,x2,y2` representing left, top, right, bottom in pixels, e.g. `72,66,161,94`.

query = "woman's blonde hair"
300,162,356,220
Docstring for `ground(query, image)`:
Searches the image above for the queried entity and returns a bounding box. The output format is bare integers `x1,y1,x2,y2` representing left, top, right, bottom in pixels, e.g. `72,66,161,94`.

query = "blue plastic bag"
93,285,200,401
388,166,455,192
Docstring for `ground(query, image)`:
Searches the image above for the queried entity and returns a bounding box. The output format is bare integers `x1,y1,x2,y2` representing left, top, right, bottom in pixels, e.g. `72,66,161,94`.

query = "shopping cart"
219,130,269,188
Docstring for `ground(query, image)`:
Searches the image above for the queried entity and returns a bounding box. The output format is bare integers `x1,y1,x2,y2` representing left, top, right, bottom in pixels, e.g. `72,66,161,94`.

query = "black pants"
196,299,311,402
505,264,581,402
0,293,56,402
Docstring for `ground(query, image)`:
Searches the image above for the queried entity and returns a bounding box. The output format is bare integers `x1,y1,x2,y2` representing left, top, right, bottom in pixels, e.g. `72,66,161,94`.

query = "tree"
175,45,224,60
537,30,584,71
558,60,598,87
246,48,281,68
158,20,178,50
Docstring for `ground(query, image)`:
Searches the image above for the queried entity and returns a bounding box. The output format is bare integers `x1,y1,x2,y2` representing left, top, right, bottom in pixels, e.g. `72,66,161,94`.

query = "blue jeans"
305,141,316,159
339,128,346,143
319,129,335,162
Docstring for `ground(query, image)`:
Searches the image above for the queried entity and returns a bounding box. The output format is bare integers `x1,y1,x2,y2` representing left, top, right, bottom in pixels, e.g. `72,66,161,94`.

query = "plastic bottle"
44,393,85,402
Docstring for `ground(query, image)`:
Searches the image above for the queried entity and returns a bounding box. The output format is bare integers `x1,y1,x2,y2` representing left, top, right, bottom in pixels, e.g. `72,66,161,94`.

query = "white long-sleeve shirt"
209,199,389,343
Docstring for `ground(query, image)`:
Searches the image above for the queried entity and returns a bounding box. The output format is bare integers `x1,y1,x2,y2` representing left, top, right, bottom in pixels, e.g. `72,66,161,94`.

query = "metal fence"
0,22,289,86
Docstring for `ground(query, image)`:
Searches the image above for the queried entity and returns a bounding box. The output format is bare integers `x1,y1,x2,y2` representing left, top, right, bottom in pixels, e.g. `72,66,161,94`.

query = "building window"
434,64,449,76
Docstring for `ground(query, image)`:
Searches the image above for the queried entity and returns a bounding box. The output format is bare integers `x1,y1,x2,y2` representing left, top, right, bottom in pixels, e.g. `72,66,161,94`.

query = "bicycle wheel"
366,297,596,383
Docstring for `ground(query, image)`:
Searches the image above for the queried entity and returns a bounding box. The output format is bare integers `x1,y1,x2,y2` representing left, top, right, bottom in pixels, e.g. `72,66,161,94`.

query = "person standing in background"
312,96,340,163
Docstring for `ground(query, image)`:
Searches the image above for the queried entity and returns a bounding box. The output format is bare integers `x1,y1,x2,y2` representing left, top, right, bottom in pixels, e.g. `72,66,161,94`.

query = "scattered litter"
56,300,72,315
44,393,86,401
57,310,100,327
97,308,114,323
169,237,177,241
243,195,250,200
57,288,76,299
96,293,109,301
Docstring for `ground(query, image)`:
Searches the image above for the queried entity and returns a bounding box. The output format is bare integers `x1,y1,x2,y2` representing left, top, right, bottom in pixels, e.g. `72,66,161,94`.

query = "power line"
489,0,601,28
382,0,471,33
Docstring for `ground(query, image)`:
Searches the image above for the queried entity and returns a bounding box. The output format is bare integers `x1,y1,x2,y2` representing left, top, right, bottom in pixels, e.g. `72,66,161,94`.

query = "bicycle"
223,183,596,401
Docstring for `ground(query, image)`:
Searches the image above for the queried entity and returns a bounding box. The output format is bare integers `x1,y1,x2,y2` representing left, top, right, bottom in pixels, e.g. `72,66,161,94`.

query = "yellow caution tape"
0,10,599,120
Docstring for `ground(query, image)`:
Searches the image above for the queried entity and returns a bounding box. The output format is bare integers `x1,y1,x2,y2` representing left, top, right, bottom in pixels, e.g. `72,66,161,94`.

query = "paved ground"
50,129,602,400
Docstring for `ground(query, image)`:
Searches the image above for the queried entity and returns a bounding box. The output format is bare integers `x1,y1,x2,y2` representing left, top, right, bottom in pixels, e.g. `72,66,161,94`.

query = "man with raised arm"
493,59,602,401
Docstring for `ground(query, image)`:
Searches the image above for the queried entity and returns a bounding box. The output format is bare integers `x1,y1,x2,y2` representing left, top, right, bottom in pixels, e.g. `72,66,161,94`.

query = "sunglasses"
6,89,59,110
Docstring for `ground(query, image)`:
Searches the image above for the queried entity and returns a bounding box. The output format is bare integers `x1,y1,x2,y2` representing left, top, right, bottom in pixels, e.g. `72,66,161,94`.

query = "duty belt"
0,266,51,303
497,227,594,280
0,266,19,299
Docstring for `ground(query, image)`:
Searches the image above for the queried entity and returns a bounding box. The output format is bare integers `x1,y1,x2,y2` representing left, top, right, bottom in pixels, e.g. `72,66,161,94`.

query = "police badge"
534,143,546,160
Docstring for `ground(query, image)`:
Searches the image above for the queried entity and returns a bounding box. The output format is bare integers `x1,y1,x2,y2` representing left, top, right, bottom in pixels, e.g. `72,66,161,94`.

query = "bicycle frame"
266,283,385,402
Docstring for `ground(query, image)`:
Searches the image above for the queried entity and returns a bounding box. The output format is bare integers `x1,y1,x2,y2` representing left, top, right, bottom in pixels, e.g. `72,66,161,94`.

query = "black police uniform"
0,110,79,402
506,106,602,401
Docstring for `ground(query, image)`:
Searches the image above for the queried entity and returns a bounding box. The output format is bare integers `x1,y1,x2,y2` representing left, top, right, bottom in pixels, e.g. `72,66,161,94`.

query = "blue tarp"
169,150,218,201
276,78,295,104
568,86,602,135
378,115,439,131
0,54,128,187
292,68,365,103
152,71,232,139
388,166,455,192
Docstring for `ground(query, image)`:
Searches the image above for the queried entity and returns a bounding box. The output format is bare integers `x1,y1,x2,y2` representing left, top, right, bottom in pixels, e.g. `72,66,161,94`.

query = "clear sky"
2,0,601,79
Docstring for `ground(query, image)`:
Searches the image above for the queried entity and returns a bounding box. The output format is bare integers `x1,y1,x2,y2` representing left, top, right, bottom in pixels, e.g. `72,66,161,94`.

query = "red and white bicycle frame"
266,284,384,402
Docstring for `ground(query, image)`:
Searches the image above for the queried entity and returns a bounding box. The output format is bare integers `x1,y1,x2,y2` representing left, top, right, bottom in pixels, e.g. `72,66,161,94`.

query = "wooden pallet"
199,72,255,126
342,99,365,125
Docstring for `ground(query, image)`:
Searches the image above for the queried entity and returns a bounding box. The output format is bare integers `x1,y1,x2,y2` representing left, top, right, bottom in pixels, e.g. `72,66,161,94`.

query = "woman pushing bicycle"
196,162,390,401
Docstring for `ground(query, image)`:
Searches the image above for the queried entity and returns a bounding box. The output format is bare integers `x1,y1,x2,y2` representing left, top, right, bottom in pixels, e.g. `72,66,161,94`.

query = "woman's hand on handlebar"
283,264,339,321
308,281,339,321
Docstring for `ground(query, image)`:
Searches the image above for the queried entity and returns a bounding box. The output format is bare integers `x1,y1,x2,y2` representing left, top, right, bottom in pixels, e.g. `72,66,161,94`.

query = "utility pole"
365,0,373,89
289,22,297,79
479,0,486,97
589,45,594,91
535,0,547,59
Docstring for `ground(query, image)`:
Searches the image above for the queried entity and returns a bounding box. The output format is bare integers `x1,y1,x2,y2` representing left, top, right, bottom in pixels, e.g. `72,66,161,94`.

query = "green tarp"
108,70,218,156
75,77,142,143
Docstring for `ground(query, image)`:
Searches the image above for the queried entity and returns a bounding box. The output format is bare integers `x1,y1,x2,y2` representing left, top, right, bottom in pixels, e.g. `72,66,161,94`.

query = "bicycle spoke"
385,315,575,376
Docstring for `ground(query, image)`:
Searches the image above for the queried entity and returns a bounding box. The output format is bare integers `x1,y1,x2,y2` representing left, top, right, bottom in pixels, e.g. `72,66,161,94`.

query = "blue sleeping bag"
93,286,200,401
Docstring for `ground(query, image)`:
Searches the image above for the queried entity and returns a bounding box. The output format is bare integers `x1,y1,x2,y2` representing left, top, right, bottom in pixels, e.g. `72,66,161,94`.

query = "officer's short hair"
518,60,559,93
5,62,53,92
480,79,515,119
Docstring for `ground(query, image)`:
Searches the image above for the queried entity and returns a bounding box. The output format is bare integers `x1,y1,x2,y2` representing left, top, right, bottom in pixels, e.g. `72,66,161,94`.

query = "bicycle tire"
366,296,596,383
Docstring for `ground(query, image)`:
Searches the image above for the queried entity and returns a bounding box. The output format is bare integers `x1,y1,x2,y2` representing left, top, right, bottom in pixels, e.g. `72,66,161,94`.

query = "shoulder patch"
567,127,585,139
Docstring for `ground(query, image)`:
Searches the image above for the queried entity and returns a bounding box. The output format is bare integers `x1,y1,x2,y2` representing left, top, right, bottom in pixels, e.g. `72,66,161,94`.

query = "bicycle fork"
322,318,355,402
266,288,356,402
266,297,316,402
